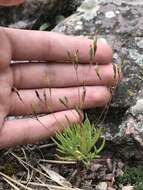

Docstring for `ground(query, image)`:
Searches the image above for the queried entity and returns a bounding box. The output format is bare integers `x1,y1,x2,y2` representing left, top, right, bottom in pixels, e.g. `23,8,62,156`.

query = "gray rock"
105,11,116,18
96,182,108,190
135,37,143,49
108,188,116,190
0,0,83,28
53,0,143,159
122,186,134,190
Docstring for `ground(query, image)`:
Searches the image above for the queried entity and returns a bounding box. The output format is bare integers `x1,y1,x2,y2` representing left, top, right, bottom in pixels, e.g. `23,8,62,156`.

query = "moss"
0,162,15,176
116,166,143,187
135,182,143,190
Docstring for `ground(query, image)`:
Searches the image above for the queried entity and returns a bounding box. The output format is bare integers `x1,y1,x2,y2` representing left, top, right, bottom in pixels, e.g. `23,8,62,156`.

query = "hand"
0,27,120,149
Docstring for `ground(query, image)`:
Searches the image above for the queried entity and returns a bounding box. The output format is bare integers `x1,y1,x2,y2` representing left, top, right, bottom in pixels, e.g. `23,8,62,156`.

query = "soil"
0,143,135,190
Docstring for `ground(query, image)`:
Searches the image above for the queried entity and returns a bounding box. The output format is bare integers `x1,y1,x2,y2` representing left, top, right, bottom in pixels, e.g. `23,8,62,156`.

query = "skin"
0,0,24,6
0,27,121,149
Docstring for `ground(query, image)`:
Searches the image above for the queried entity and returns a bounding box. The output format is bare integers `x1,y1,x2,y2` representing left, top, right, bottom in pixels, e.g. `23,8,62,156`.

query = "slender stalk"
12,87,24,104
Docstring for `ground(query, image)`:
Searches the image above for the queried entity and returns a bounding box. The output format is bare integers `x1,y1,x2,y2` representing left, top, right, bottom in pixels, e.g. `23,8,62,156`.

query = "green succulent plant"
52,115,105,166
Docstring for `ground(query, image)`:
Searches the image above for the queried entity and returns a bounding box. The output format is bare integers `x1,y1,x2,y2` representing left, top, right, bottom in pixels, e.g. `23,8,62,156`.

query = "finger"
0,109,83,149
9,86,111,115
0,0,24,6
0,82,11,127
0,112,7,129
0,27,11,69
5,27,112,64
12,63,121,89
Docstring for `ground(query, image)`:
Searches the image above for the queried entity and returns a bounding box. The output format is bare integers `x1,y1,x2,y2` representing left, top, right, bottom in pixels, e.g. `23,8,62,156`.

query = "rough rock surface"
0,0,83,28
53,0,143,159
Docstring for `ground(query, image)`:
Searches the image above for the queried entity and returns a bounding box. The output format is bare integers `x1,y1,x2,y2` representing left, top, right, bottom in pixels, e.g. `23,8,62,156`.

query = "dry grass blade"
21,181,83,190
0,172,32,190
39,159,76,164
21,148,28,162
10,152,51,180
8,153,82,190
3,177,20,190
19,148,32,183
39,164,72,188
38,143,55,149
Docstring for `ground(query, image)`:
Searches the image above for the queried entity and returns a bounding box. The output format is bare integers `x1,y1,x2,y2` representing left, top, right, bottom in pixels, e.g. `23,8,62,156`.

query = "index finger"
4,27,112,64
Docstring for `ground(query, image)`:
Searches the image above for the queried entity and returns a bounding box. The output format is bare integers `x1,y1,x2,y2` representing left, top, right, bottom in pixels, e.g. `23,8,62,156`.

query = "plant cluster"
52,115,105,166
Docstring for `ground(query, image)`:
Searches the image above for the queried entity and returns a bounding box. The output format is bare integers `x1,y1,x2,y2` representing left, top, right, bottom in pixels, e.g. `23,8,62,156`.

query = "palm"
0,67,13,127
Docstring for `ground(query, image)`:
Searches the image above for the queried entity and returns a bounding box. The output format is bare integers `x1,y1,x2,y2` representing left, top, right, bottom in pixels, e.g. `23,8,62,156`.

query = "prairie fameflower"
52,115,105,166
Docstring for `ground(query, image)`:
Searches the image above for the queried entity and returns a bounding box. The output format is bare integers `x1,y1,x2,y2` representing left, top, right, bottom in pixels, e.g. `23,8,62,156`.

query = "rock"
117,161,124,169
106,158,113,171
116,168,124,177
0,0,83,28
96,182,108,190
105,173,114,181
122,186,134,190
108,188,116,190
135,37,143,49
105,11,116,18
53,0,143,159
90,163,103,171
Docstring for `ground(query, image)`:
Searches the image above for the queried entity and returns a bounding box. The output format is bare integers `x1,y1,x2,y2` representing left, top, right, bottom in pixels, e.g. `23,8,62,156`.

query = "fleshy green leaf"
51,115,105,166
